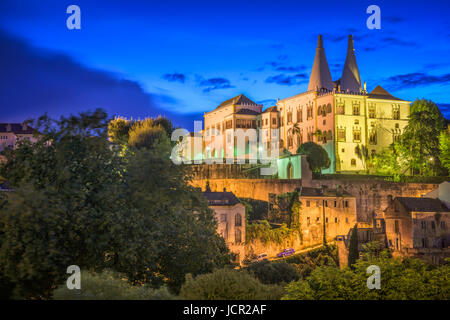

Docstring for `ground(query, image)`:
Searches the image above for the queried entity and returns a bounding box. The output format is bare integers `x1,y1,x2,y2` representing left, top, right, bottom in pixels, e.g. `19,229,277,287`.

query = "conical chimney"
340,35,362,93
308,35,333,92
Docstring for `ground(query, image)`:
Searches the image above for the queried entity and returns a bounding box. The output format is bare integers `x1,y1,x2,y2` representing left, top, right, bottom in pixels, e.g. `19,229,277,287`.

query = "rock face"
191,178,438,222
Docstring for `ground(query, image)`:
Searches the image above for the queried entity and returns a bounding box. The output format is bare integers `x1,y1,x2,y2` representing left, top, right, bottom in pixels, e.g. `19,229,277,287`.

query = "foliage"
108,117,132,144
239,198,268,221
355,144,369,172
283,245,338,279
397,99,445,176
439,130,450,174
246,220,299,244
283,247,450,300
179,268,285,300
0,109,231,299
347,225,359,268
245,260,300,285
52,270,177,300
297,142,330,173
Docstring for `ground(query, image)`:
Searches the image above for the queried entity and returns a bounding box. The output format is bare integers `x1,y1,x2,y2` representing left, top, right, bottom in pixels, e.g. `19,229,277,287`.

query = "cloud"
385,72,450,90
0,30,196,129
384,16,405,24
380,37,417,47
197,77,234,92
275,65,307,72
257,99,277,106
162,73,186,83
265,73,308,86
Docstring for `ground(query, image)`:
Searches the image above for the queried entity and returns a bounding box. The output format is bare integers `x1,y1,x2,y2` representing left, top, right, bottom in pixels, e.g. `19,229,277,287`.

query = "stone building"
298,186,357,245
181,34,411,175
202,187,246,264
0,123,36,152
383,196,450,263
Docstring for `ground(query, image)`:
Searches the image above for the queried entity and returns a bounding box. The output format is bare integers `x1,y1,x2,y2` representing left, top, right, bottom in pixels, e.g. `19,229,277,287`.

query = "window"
287,135,293,148
323,120,326,125
317,106,322,115
226,120,233,129
326,217,329,223
352,103,360,115
346,217,349,223
306,201,310,207
353,129,361,142
354,119,359,125
368,104,376,118
337,103,345,115
220,214,227,222
369,131,377,145
351,159,356,167
297,109,303,122
441,221,446,229
334,201,337,207
306,217,310,226
287,112,292,124
421,221,426,230
431,221,436,230
344,200,349,207
327,103,332,113
235,229,242,243
335,217,338,223
395,220,399,233
265,118,268,126
393,132,400,143
341,148,345,153
235,213,242,227
395,123,399,129
421,238,426,248
393,105,400,120
272,117,277,125
337,128,346,142
324,200,328,207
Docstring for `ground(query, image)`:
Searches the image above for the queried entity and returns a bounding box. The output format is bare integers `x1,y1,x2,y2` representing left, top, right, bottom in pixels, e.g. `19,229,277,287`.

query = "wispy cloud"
162,73,186,83
257,99,277,106
197,76,235,92
265,73,308,86
385,72,450,90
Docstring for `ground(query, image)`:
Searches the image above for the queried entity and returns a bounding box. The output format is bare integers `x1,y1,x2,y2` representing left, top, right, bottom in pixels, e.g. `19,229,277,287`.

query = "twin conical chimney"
308,35,333,92
340,35,362,93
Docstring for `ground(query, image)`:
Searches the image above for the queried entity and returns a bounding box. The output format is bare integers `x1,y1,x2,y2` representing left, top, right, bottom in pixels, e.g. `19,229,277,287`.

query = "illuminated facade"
185,35,411,174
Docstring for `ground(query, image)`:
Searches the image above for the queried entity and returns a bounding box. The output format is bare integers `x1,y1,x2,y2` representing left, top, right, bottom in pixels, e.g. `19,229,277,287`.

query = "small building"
202,186,246,264
298,185,357,246
383,196,450,264
0,123,36,152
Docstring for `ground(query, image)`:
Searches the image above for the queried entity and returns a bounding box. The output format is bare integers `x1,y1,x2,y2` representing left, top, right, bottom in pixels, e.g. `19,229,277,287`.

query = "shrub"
245,261,300,285
52,270,177,300
180,268,284,300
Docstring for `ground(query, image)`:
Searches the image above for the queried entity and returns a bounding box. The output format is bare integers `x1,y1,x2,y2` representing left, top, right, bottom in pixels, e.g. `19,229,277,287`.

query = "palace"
185,35,411,175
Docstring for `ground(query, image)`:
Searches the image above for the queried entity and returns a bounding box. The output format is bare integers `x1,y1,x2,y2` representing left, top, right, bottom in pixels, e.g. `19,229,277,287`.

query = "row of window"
305,199,350,208
305,216,350,226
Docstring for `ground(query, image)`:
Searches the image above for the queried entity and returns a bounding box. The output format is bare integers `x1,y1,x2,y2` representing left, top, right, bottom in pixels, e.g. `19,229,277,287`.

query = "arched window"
235,229,242,243
327,103,332,113
287,162,293,179
317,106,321,115
351,159,356,167
235,213,242,227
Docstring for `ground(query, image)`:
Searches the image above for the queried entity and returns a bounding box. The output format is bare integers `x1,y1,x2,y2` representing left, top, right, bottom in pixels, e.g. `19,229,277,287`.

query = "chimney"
308,35,333,92
6,124,11,132
340,35,362,93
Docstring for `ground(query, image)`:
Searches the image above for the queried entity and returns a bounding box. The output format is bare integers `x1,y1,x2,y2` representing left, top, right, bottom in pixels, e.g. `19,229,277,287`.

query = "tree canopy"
296,142,330,173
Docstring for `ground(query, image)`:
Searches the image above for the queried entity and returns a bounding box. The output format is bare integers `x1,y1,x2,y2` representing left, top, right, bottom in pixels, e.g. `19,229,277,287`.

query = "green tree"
245,261,299,285
398,99,445,176
52,270,177,300
180,268,285,300
439,130,450,173
297,142,330,173
0,109,231,298
347,225,359,268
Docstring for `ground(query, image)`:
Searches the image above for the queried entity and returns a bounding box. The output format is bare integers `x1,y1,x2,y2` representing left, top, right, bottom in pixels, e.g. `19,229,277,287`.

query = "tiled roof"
299,186,353,197
396,197,449,213
235,108,260,115
215,94,258,110
368,85,405,101
0,123,35,134
203,191,240,206
263,106,278,113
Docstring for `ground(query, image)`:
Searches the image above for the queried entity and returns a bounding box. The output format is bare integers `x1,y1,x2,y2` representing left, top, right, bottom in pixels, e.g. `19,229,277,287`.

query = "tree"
0,109,232,298
297,142,330,173
180,268,285,300
355,144,369,172
245,261,299,285
52,270,177,300
283,250,450,300
439,130,450,174
347,225,359,268
398,99,445,176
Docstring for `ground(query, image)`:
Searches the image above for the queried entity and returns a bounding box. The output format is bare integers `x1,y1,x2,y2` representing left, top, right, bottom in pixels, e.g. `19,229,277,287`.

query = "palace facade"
183,35,411,174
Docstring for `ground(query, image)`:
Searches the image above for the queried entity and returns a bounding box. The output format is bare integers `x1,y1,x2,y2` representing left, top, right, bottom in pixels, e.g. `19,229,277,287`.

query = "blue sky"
1,0,449,130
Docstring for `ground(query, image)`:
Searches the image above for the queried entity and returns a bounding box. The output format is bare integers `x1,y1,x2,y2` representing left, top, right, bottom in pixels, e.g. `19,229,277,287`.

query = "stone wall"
191,178,439,222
